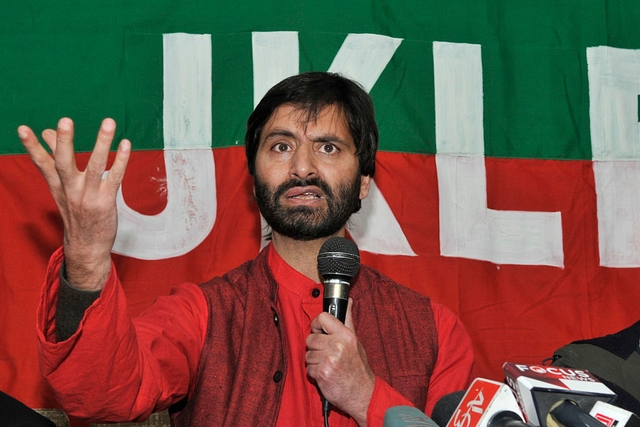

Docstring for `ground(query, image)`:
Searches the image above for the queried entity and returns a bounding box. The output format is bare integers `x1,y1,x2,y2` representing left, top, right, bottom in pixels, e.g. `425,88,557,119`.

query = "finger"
310,311,345,336
53,118,78,180
310,314,324,335
41,129,58,153
18,125,60,185
306,330,328,351
85,118,117,191
103,138,131,196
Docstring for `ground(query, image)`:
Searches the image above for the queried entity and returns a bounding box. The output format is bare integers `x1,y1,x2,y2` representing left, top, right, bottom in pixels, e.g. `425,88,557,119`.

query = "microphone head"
383,406,439,427
431,390,466,427
317,237,360,280
547,400,605,427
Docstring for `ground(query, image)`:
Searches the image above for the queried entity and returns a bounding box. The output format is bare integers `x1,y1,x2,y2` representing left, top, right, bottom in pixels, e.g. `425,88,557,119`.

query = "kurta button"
273,313,279,326
312,288,320,298
273,370,283,382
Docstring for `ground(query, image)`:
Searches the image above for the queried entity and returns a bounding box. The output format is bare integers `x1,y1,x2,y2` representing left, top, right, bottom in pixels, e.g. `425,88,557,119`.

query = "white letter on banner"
434,41,564,267
252,32,300,108
252,32,415,255
588,46,640,267
112,33,216,260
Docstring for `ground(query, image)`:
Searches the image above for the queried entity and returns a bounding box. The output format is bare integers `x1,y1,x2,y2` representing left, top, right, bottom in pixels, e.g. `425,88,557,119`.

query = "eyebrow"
263,130,350,147
311,135,348,145
263,129,296,141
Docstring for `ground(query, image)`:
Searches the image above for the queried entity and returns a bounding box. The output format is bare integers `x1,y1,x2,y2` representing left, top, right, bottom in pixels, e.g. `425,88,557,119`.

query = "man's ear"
359,175,371,200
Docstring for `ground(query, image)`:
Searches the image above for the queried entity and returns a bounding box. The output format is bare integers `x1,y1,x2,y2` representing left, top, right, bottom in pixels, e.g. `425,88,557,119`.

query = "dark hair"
245,72,379,177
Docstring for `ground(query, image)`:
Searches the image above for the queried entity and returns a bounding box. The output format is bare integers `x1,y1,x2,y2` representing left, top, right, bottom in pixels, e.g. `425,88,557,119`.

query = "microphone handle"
321,277,351,417
323,278,350,323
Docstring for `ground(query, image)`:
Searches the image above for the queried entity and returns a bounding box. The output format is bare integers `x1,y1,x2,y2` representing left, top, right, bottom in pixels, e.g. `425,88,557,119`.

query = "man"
19,72,474,426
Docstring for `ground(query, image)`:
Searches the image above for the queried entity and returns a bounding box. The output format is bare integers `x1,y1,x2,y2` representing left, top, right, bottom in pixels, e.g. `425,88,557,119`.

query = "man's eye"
321,144,336,154
274,143,290,152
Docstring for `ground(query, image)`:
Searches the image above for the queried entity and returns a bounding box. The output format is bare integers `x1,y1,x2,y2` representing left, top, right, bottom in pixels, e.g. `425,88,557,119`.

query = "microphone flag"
503,363,616,427
446,378,525,427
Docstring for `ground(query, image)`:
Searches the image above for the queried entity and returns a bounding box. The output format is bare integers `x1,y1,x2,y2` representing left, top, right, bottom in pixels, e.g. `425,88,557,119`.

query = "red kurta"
37,245,474,426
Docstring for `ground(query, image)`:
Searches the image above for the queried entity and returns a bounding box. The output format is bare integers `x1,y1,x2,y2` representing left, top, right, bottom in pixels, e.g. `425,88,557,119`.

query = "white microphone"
445,378,525,427
589,401,640,427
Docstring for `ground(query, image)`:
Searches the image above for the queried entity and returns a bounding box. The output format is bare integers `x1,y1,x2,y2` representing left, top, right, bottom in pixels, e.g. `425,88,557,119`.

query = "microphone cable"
324,402,330,427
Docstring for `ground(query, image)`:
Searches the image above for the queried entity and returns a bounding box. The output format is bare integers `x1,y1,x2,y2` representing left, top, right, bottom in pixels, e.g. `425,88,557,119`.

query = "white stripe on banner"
252,32,299,107
348,180,416,256
163,33,212,149
434,41,564,267
112,33,217,260
328,33,403,93
588,46,640,267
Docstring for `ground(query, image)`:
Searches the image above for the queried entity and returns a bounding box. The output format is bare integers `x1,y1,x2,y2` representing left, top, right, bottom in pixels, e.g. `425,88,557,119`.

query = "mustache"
273,177,334,200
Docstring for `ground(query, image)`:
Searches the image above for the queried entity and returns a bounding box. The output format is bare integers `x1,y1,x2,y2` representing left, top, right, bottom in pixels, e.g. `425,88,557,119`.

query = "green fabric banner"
3,1,637,158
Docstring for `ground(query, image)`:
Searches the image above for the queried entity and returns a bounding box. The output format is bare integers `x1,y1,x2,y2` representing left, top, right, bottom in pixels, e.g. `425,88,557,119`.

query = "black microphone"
431,390,466,427
488,411,535,427
317,236,360,324
317,236,360,421
546,400,607,427
383,406,439,427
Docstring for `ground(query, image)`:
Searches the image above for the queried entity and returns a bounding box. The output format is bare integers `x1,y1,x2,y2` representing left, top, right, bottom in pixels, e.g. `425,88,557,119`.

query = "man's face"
253,104,371,241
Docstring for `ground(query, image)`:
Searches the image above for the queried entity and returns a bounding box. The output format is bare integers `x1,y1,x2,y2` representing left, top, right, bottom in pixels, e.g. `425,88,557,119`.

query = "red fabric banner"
1,147,639,414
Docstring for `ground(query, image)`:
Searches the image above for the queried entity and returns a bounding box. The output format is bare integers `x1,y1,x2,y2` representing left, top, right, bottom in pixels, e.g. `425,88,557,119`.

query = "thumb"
344,297,355,332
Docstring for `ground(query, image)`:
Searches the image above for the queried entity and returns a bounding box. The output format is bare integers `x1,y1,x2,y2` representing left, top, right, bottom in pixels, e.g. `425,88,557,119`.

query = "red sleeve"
424,302,476,416
365,377,414,427
37,248,208,422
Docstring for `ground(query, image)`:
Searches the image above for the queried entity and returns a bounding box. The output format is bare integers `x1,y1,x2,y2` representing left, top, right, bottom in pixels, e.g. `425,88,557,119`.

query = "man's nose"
289,145,318,180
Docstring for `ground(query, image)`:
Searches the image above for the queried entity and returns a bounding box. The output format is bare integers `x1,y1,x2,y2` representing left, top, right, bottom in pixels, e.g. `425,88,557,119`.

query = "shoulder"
199,249,267,288
356,264,431,301
197,248,277,302
353,265,438,342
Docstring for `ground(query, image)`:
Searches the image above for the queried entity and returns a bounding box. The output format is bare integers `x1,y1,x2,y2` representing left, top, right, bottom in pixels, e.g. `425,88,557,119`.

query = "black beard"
254,175,362,241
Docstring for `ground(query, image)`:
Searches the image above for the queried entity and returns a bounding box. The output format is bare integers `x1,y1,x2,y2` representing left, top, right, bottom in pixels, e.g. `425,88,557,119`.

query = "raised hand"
18,118,131,290
306,299,376,426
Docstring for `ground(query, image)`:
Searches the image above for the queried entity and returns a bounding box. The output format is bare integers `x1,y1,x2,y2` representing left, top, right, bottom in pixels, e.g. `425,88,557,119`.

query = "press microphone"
383,406,439,427
317,236,360,324
488,411,535,427
317,236,360,419
432,390,466,427
503,363,616,427
589,401,640,427
546,399,606,427
445,378,525,427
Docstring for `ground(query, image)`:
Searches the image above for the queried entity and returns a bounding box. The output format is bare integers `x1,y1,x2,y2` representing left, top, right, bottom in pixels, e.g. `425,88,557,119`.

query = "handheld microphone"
317,237,360,419
589,401,640,427
383,406,439,427
317,236,360,324
445,378,525,427
503,363,616,427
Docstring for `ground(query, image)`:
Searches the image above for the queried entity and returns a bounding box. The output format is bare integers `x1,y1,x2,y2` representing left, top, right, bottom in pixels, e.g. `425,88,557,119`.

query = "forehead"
261,103,353,142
